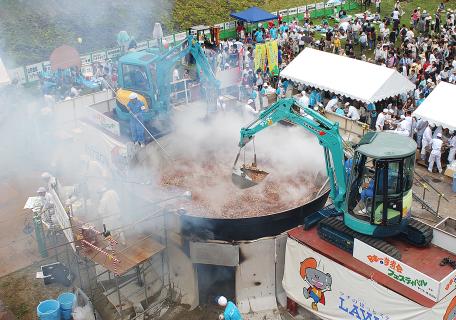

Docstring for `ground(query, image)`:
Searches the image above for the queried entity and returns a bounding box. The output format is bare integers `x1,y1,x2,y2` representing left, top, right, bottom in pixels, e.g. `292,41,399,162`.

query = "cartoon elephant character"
444,296,456,320
300,257,332,311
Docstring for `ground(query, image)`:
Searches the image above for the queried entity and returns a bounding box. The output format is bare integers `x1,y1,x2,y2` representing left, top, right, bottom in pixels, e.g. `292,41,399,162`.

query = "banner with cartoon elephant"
283,238,456,320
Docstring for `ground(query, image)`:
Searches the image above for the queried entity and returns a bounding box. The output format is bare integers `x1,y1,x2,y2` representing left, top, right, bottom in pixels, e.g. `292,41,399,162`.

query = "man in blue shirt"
270,27,277,40
127,92,146,146
254,29,264,43
279,22,289,34
218,296,242,320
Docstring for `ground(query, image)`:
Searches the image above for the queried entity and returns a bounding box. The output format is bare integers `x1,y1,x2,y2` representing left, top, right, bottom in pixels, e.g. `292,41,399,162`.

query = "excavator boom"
233,98,347,213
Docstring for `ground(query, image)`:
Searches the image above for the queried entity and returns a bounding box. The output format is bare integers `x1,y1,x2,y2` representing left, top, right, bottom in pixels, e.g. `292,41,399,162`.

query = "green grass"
169,0,449,31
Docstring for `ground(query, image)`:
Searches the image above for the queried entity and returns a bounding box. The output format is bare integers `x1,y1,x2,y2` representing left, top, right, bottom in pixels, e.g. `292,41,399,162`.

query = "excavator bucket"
232,164,269,189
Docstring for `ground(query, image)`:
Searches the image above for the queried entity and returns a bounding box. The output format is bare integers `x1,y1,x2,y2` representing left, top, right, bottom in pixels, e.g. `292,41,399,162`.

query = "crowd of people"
39,60,118,103
208,1,455,174
33,1,456,174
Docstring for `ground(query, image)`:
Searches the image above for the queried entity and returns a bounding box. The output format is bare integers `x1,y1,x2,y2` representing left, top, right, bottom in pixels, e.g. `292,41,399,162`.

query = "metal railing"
413,171,450,218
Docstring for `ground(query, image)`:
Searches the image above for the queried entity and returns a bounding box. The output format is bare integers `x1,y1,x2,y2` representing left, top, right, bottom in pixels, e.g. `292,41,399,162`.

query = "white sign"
86,106,120,136
25,62,43,82
106,48,122,59
289,8,298,15
92,51,107,62
306,4,316,11
224,21,235,30
80,54,92,64
164,35,174,45
80,121,129,176
283,238,456,320
298,6,307,14
279,9,288,16
353,239,440,302
24,196,40,209
439,269,456,301
175,32,188,42
137,41,149,50
42,61,52,73
315,2,326,10
50,189,76,251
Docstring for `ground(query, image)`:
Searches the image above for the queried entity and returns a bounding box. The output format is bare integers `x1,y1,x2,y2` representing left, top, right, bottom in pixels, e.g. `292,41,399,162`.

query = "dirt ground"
0,258,68,320
0,173,45,278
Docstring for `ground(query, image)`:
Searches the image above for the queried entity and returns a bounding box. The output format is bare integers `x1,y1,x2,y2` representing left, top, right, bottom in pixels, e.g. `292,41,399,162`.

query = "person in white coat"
346,104,360,121
98,187,126,245
298,91,310,108
448,132,456,164
395,115,410,136
421,124,433,160
428,133,443,173
325,96,338,112
375,108,388,131
415,119,428,149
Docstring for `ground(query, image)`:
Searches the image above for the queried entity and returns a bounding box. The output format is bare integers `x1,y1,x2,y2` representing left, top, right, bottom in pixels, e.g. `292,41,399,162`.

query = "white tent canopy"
412,82,456,131
280,48,415,103
0,58,10,86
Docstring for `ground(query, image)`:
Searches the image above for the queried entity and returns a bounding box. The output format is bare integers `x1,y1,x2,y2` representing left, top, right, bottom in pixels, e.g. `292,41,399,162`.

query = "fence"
8,0,358,85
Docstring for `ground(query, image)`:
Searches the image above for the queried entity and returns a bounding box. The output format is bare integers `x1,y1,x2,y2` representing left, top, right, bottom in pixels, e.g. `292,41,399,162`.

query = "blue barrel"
58,293,76,320
37,299,60,320
453,173,456,193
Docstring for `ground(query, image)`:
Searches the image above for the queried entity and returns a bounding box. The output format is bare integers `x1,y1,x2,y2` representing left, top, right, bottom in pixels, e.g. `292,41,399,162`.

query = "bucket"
58,292,76,320
37,299,60,320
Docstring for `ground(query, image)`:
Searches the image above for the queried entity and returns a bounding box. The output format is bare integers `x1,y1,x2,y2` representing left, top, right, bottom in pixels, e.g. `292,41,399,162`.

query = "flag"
266,40,279,76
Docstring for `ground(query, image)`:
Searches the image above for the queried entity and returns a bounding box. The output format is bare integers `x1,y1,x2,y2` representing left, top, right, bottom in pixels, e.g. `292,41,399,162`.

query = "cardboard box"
444,167,455,178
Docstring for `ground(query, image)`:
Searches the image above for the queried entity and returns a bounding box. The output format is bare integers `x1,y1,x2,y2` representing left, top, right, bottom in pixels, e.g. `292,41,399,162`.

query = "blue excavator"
232,98,433,259
115,34,220,137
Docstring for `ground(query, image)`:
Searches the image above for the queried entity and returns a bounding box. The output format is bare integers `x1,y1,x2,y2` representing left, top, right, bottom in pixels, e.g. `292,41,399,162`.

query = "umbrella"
49,45,81,71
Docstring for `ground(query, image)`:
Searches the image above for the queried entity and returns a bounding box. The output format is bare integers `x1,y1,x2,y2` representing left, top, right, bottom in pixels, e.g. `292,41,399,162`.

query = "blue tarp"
230,7,278,23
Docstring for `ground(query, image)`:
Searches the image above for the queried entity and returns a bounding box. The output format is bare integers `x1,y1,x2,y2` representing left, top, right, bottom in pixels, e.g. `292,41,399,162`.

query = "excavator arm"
236,98,347,213
157,35,220,114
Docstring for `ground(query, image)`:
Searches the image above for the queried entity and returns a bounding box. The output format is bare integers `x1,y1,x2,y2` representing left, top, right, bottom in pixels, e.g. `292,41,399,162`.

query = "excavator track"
318,217,402,260
400,218,433,247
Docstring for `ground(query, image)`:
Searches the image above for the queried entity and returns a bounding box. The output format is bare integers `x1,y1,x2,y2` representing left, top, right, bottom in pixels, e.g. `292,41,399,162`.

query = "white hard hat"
400,115,405,119
389,109,394,113
37,187,47,193
129,92,138,100
247,99,254,104
383,108,388,113
217,296,227,306
345,102,350,106
437,133,442,138
41,172,51,179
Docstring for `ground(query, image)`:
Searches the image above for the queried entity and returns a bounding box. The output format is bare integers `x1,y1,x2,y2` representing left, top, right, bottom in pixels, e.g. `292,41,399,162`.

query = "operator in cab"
217,296,242,320
127,92,146,147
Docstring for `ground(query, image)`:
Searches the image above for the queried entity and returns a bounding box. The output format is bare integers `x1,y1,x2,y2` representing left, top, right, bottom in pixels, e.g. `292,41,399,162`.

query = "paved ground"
412,164,456,224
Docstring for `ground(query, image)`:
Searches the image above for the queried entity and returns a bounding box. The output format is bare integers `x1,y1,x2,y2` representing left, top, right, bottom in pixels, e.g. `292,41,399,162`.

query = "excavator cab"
345,132,416,237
